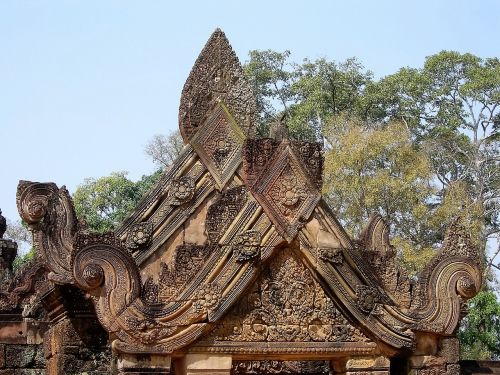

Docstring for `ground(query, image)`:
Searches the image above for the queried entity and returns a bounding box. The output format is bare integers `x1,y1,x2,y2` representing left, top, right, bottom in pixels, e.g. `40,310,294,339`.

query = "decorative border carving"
249,143,321,242
190,103,246,190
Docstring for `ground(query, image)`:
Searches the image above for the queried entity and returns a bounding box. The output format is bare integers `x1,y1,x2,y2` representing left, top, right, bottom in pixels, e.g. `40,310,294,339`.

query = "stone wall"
0,343,45,375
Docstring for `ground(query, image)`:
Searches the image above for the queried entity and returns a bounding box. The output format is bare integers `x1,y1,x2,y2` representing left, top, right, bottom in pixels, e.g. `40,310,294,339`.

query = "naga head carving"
16,181,78,284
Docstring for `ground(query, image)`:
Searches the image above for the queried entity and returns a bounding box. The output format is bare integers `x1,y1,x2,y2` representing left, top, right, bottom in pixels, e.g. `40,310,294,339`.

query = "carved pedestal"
42,285,110,375
176,354,231,375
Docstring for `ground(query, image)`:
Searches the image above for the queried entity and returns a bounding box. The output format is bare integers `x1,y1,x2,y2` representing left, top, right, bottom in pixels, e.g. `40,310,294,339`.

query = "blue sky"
1,0,500,222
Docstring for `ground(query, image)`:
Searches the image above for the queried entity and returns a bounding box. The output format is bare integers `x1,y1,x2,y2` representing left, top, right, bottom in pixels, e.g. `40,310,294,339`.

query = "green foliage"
323,120,438,275
375,52,499,259
289,57,372,140
459,291,500,360
244,49,499,360
323,121,434,236
244,50,294,136
73,170,161,233
12,247,36,273
244,49,499,274
244,51,372,140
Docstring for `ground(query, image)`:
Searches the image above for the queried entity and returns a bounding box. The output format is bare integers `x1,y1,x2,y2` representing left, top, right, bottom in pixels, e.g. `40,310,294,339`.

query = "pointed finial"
179,29,256,142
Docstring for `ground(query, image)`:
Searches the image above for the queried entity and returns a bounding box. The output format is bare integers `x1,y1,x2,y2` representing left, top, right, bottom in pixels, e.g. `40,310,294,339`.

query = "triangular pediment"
190,245,375,356
16,29,482,361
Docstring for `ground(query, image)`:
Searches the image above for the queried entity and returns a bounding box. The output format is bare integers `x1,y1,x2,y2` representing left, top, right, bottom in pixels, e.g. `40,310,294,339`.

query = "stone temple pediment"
14,29,483,374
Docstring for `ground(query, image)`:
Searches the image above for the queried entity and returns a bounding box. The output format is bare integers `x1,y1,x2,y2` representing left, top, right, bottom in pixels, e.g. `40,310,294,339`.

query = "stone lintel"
177,354,232,375
116,353,171,375
344,356,390,374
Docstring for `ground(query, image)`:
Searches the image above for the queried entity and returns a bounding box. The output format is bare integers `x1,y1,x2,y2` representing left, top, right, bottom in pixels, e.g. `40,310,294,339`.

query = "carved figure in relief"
208,248,370,343
12,29,483,368
179,29,255,142
232,230,261,261
158,244,214,302
231,360,331,374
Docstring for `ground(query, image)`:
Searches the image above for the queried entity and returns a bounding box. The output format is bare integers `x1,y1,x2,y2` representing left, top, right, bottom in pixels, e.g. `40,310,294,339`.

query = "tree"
4,219,32,254
73,171,161,233
459,291,500,360
144,130,184,169
244,50,294,137
4,219,35,273
323,120,437,274
243,51,373,140
245,50,500,277
368,51,500,275
289,57,372,141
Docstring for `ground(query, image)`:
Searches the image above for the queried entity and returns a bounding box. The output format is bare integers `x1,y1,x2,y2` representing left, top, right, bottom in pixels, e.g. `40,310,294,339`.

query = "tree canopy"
73,171,161,233
244,49,499,274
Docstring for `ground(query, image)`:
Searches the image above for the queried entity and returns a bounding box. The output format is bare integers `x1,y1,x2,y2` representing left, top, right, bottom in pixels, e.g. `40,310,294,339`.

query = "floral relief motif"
194,283,222,312
231,360,331,374
206,186,248,243
206,249,370,343
207,128,235,169
270,165,307,214
190,103,245,190
232,230,261,262
318,247,343,264
168,176,195,205
356,285,382,313
158,244,215,303
126,222,153,250
250,147,321,242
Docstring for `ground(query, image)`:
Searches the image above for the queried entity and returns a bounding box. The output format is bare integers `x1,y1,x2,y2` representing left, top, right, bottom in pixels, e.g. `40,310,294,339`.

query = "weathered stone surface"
179,29,256,143
5,29,484,374
5,345,43,369
0,344,5,368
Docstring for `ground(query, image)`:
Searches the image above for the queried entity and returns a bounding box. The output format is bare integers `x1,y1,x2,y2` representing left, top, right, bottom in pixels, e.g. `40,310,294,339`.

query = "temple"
0,30,486,374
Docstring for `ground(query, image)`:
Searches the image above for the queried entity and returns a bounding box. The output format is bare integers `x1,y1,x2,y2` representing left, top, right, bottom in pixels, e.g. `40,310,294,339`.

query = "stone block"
15,370,45,375
46,353,82,375
116,353,170,374
438,337,459,364
182,354,231,375
5,345,37,368
0,344,5,368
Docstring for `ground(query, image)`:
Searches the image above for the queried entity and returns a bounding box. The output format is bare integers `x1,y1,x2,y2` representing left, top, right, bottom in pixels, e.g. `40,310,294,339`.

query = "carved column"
115,353,171,374
176,354,232,375
344,356,390,375
41,285,110,375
